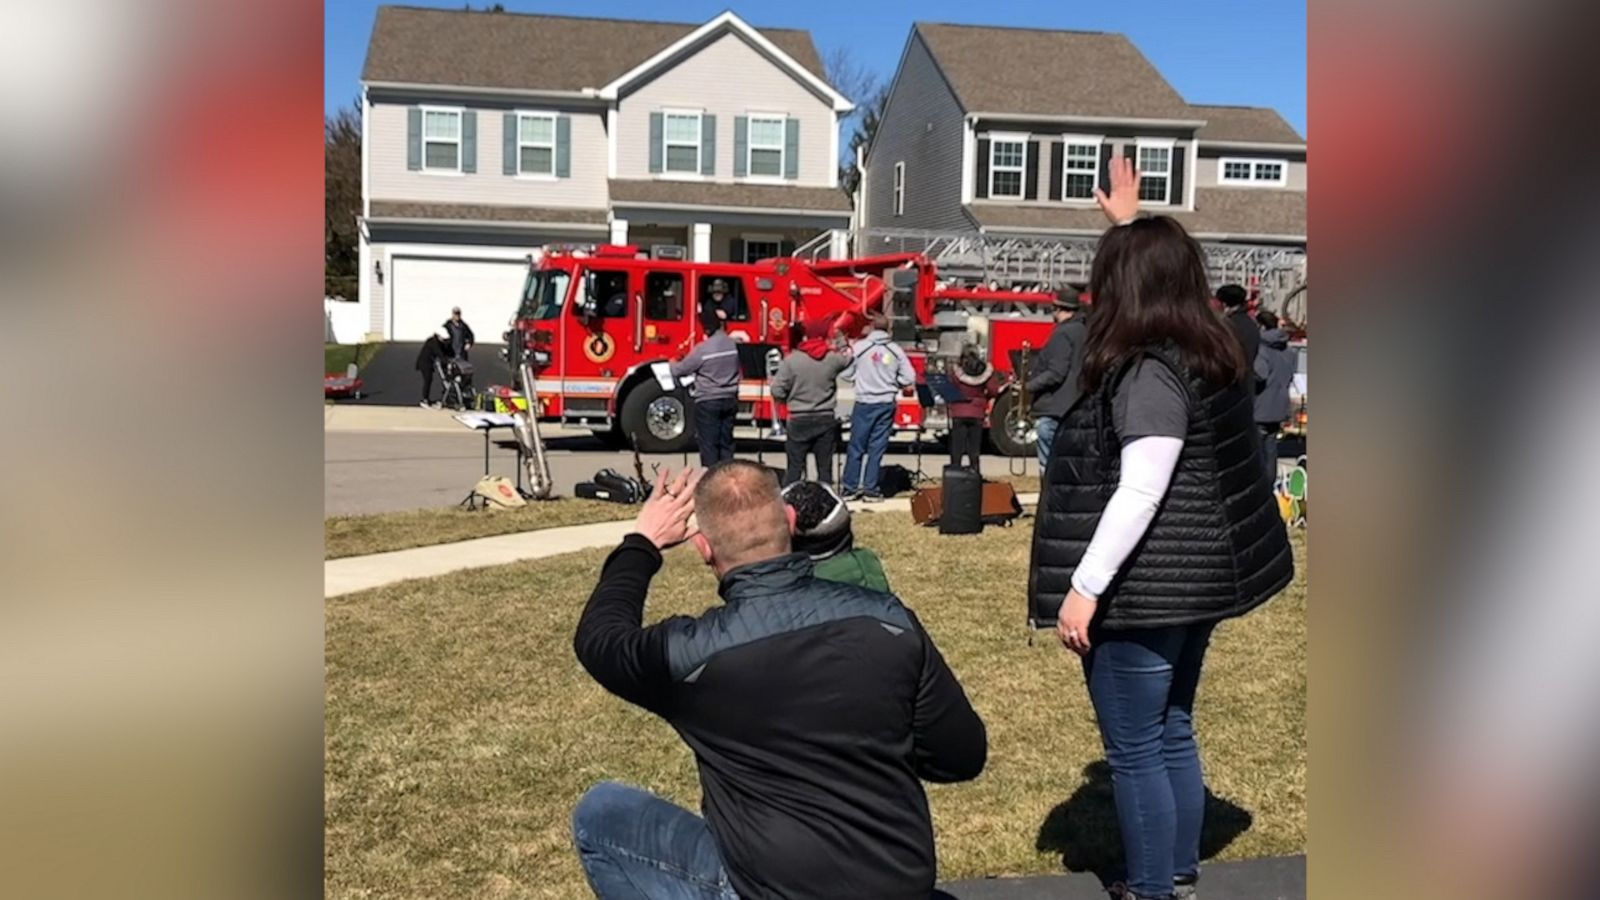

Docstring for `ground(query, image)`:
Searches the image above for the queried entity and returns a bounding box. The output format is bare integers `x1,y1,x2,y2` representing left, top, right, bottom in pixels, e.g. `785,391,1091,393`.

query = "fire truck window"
585,270,631,318
523,270,571,320
697,275,750,322
645,272,684,321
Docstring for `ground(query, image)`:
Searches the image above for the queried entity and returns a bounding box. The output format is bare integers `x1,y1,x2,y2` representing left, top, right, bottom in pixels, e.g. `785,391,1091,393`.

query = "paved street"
324,407,1038,516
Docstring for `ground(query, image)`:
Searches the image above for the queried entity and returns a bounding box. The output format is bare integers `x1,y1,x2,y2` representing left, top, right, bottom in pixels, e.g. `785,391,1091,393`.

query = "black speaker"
939,465,983,535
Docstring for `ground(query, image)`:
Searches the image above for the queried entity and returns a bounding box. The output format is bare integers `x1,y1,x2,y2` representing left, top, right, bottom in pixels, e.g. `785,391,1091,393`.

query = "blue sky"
325,0,1306,136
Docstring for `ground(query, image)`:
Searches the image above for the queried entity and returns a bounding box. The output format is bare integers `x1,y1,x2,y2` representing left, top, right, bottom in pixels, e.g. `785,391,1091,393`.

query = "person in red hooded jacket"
947,348,1004,471
771,317,851,486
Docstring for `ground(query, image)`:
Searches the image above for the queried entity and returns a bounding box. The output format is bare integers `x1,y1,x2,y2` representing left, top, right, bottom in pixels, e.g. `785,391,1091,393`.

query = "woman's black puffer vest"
1028,347,1293,630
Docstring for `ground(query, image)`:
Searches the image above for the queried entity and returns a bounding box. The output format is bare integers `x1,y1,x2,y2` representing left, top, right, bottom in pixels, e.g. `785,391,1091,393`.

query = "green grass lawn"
325,517,1305,899
326,342,383,375
325,501,638,559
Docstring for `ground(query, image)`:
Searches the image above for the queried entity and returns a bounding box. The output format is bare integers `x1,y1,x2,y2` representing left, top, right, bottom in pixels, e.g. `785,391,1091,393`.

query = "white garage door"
390,257,527,344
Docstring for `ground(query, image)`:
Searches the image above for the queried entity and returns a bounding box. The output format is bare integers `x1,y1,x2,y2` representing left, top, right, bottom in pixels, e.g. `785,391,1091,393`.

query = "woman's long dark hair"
1080,216,1249,393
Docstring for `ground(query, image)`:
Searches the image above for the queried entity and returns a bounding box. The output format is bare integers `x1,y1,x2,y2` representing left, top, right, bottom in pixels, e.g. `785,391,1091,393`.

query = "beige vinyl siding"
862,34,971,232
1193,153,1307,190
367,101,609,209
616,32,834,186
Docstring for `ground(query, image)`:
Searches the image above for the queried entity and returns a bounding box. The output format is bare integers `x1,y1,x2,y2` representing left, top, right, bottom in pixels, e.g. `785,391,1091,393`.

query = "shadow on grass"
1036,761,1254,885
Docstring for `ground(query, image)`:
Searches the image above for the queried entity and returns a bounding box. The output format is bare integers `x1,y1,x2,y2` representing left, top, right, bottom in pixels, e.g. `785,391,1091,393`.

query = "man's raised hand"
1093,155,1141,226
633,467,703,550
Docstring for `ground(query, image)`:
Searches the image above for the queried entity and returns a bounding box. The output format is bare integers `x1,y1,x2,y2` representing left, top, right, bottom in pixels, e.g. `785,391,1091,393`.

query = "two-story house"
860,23,1305,259
358,7,853,343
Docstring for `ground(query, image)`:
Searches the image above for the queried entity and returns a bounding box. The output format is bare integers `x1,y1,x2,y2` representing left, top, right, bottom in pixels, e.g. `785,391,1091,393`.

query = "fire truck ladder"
850,227,1308,326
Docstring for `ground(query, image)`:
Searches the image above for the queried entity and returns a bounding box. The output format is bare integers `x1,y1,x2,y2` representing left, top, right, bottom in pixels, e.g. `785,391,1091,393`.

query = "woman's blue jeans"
1082,622,1216,898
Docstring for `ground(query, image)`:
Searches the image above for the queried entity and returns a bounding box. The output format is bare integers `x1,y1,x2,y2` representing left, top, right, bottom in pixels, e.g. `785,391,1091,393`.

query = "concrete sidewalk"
937,855,1305,899
325,493,1040,597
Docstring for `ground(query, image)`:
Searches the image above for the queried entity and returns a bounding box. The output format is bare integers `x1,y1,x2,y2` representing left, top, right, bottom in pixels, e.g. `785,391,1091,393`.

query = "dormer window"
1136,139,1174,204
988,136,1027,199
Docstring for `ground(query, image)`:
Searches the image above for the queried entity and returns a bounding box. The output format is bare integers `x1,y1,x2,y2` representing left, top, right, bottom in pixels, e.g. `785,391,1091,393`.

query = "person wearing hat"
672,308,741,465
781,480,892,592
947,348,1004,471
442,306,475,360
415,327,452,408
1216,283,1258,366
699,278,738,323
1025,287,1089,471
770,317,851,487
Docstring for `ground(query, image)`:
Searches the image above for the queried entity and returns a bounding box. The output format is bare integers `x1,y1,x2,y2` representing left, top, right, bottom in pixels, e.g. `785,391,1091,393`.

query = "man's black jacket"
574,535,987,900
1024,317,1087,419
1225,308,1260,367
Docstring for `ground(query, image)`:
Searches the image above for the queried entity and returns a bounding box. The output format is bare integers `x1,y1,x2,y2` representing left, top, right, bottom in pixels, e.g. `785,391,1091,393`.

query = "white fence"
324,297,367,345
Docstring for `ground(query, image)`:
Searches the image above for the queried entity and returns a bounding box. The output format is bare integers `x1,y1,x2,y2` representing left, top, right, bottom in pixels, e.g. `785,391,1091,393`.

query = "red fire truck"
502,244,1062,455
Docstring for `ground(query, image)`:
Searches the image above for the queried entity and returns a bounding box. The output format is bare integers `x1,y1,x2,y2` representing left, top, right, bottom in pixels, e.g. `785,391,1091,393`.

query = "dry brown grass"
325,516,1305,899
325,501,637,559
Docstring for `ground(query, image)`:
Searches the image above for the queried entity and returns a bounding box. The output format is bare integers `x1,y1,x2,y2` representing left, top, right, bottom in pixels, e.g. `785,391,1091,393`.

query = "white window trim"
661,107,703,176
740,233,784,264
514,110,558,180
419,105,464,175
744,113,787,182
1135,138,1176,206
1058,134,1103,203
1217,156,1290,188
988,132,1029,200
893,161,905,216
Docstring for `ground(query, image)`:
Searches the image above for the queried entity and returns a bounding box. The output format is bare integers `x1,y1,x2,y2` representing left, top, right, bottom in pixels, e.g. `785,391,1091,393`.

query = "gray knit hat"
781,481,853,559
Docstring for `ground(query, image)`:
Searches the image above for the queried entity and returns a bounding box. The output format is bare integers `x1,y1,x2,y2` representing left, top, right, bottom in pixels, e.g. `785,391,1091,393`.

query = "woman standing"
1029,160,1293,900
946,348,1002,471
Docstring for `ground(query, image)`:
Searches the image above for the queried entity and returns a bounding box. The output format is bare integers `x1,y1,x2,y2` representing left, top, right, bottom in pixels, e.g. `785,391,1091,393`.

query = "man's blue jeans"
1082,622,1216,899
1034,415,1061,474
573,782,739,900
841,402,896,495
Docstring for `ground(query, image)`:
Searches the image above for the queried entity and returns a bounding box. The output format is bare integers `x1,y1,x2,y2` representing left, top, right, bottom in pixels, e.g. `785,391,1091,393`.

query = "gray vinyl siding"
863,34,971,232
615,31,835,186
367,98,609,210
1194,148,1307,190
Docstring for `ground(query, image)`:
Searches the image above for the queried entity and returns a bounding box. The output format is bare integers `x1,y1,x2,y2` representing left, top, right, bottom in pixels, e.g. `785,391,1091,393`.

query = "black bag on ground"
878,464,915,497
939,465,983,535
574,481,629,503
593,468,647,504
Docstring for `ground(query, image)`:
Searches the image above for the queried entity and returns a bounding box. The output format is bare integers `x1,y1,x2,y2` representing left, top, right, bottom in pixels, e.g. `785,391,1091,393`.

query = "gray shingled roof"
609,180,851,213
968,188,1305,239
914,23,1194,119
1191,105,1303,144
369,201,608,225
364,6,827,92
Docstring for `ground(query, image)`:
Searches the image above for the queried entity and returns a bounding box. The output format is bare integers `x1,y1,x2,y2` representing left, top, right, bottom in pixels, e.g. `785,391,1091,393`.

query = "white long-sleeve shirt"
1069,436,1185,599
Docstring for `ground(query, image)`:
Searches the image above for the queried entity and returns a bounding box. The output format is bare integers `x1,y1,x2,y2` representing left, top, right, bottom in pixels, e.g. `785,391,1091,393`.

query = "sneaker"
860,491,885,504
1107,883,1168,900
1174,883,1196,899
419,401,430,408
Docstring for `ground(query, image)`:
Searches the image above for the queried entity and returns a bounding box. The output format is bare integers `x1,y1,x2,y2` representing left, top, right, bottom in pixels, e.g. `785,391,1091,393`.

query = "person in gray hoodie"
1253,310,1295,478
840,311,915,501
672,309,742,465
771,318,851,487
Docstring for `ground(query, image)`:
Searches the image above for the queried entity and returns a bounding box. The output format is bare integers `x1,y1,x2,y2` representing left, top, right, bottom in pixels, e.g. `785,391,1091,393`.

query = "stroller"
434,354,475,410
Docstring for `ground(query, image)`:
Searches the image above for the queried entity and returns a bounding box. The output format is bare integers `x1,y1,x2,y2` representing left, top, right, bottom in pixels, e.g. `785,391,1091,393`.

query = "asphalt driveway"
340,342,515,406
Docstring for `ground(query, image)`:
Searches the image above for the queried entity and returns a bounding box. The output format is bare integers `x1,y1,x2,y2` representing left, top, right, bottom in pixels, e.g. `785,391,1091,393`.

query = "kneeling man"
572,461,987,900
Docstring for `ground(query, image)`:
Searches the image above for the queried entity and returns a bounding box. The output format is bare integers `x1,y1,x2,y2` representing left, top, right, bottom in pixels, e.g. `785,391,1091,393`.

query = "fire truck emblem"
768,308,786,329
583,332,616,364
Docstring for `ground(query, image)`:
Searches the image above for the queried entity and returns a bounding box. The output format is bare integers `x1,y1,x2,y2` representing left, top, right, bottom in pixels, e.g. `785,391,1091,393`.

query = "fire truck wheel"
619,381,697,454
988,387,1037,458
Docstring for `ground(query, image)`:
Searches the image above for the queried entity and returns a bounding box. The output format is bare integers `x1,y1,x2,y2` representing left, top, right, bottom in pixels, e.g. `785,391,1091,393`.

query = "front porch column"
609,217,629,246
828,228,849,260
691,222,711,262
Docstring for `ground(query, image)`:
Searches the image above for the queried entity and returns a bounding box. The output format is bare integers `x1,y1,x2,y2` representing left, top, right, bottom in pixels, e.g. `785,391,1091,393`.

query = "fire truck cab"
505,244,1060,455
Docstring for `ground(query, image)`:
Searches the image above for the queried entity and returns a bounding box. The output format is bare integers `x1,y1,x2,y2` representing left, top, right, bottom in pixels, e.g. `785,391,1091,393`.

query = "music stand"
453,412,525,509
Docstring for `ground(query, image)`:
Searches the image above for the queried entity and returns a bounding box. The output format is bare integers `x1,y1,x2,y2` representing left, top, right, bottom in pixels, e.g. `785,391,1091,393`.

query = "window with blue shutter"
407,108,422,170
555,115,571,178
746,115,784,178
649,112,664,173
661,111,703,174
700,114,715,176
733,117,749,178
461,111,477,173
783,117,799,179
502,113,516,175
